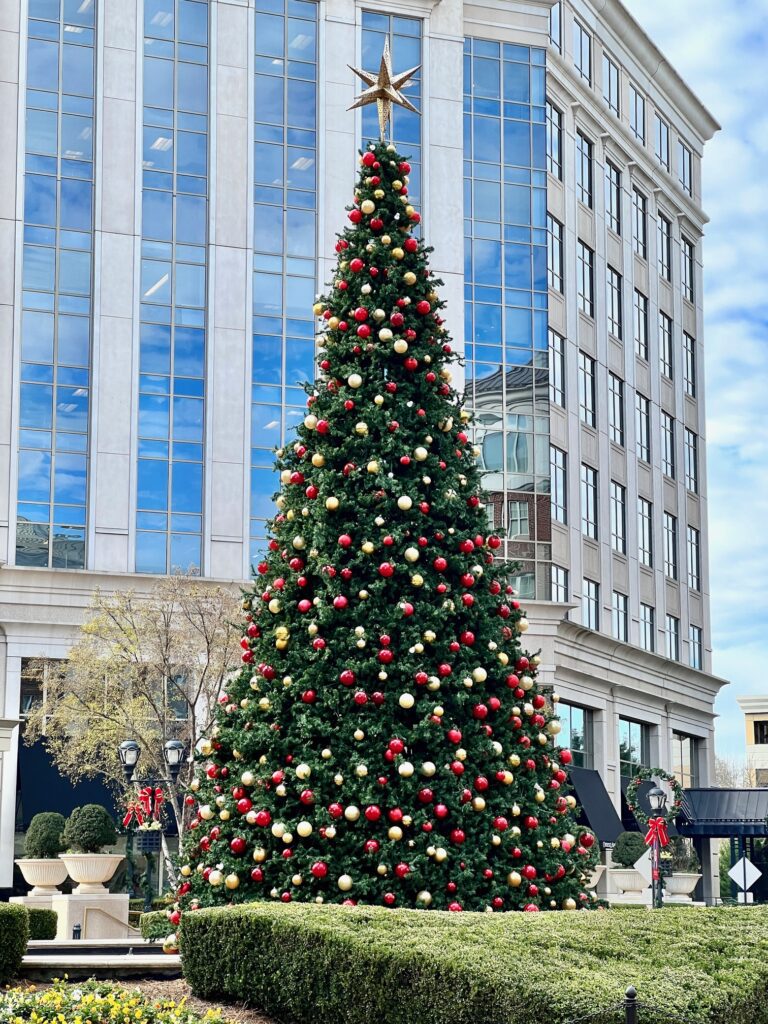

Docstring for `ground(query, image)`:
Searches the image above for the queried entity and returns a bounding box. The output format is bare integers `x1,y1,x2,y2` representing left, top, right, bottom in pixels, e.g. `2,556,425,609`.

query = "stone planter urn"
665,872,702,901
608,867,647,896
58,853,124,894
585,863,606,890
15,858,69,895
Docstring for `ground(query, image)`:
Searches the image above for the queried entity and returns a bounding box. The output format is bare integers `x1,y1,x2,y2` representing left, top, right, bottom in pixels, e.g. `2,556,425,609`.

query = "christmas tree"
177,58,598,914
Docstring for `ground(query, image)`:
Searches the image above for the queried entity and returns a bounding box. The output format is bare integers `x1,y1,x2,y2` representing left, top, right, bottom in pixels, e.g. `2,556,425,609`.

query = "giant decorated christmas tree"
177,47,598,913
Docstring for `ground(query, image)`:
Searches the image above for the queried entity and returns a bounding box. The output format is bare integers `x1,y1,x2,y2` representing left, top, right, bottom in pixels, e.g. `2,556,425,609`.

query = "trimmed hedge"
28,907,57,940
140,909,172,940
0,905,29,984
180,903,768,1024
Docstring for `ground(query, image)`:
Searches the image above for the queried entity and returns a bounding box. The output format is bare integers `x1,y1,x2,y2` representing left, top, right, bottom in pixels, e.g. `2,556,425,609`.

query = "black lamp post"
118,738,186,911
647,785,668,909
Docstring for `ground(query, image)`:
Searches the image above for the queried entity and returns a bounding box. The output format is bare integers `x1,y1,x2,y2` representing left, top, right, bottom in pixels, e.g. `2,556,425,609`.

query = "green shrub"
180,903,768,1024
24,812,66,859
63,804,117,853
0,905,29,984
668,836,701,873
28,907,57,940
611,831,647,867
140,909,172,940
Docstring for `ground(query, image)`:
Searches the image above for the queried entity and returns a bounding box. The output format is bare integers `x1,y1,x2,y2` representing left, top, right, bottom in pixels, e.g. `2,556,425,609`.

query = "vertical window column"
17,0,96,569
136,0,210,574
250,0,319,566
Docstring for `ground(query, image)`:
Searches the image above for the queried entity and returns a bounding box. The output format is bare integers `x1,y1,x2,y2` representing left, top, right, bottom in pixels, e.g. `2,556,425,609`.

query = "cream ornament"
295,763,311,780
209,870,224,887
355,421,368,435
348,373,363,389
388,826,403,841
398,761,415,777
344,805,361,822
379,328,393,342
421,761,436,777
321,748,332,760
518,617,530,632
292,874,303,887
414,446,428,461
311,453,325,467
337,874,353,892
404,547,420,563
325,826,337,838
398,693,415,709
397,495,413,510
373,308,386,321
393,339,409,354
225,873,240,890
297,821,313,837
325,497,339,511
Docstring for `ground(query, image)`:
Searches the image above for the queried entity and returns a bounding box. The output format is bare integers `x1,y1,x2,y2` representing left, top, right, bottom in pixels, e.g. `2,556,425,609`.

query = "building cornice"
592,0,720,143
736,697,768,714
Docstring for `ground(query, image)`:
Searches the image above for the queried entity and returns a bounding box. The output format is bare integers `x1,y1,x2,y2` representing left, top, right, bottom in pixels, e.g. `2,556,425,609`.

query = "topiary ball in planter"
24,812,66,859
612,831,647,868
63,804,118,853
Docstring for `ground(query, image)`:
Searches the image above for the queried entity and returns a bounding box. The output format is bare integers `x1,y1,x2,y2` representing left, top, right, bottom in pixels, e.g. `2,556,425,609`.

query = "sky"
621,1,768,760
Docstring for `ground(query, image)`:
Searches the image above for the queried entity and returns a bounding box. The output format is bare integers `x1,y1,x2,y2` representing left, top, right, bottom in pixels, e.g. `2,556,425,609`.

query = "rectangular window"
578,351,596,427
633,289,649,360
684,333,696,397
607,267,623,340
608,373,625,446
550,446,567,524
638,497,653,567
756,722,768,745
684,429,699,493
640,603,655,651
665,614,680,661
549,329,565,407
508,500,530,539
659,312,673,379
663,511,678,580
689,624,702,670
635,392,650,462
681,235,695,302
576,131,593,208
547,214,564,292
577,241,594,317
610,480,626,554
582,577,599,629
605,161,621,234
612,591,628,642
573,20,591,83
629,85,645,143
603,54,620,115
687,525,701,590
654,114,670,169
672,731,698,787
551,563,568,603
549,2,562,52
557,702,593,768
632,188,647,259
661,412,675,478
580,463,598,540
546,101,563,179
679,140,693,195
619,717,650,777
657,214,672,281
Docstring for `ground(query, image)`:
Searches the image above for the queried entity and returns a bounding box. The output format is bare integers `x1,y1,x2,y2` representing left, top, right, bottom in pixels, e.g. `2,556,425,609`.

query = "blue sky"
621,1,768,759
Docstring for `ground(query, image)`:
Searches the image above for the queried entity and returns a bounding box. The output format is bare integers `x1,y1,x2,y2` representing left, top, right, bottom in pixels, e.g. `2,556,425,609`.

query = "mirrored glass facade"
135,0,210,574
16,0,96,569
250,0,318,567
463,38,549,599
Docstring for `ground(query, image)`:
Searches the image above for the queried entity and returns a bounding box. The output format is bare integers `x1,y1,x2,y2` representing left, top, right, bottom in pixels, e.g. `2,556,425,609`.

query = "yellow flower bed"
0,980,222,1024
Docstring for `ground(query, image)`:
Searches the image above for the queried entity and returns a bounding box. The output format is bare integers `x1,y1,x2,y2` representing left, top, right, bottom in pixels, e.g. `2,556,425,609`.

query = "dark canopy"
568,766,624,846
677,788,768,838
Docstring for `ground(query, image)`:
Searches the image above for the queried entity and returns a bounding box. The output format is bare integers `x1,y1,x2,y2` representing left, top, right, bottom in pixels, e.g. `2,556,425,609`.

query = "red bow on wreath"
122,800,145,828
138,786,165,821
644,816,670,848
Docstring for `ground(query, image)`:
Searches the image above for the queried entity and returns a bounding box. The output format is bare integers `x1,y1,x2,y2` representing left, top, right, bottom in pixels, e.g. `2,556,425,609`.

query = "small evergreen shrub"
611,831,647,867
140,909,172,940
24,812,66,859
63,804,117,853
28,908,57,940
0,905,29,984
668,835,701,872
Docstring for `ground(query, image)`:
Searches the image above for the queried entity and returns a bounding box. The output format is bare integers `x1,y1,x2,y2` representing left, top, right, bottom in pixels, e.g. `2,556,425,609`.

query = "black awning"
568,766,624,846
677,788,768,838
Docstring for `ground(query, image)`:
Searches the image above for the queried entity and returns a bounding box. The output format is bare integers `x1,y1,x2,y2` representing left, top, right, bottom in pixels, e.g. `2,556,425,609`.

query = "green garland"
625,767,684,828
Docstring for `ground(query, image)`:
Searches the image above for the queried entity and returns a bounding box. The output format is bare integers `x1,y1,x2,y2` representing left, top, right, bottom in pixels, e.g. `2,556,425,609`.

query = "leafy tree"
177,140,597,913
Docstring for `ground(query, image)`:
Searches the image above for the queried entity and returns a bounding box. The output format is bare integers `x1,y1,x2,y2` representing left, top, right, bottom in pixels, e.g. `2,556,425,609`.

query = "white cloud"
622,0,768,758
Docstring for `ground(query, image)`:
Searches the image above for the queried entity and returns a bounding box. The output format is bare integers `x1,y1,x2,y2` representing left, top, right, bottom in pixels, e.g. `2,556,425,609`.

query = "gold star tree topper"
348,38,420,140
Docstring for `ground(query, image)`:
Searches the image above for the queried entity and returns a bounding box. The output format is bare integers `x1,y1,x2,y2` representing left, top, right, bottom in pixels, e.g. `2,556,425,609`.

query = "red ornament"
416,300,431,315
379,562,394,578
229,836,247,856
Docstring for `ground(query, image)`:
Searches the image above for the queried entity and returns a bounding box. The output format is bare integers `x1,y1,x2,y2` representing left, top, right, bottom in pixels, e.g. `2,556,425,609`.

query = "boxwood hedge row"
0,905,29,984
179,903,768,1024
140,909,172,940
28,907,57,940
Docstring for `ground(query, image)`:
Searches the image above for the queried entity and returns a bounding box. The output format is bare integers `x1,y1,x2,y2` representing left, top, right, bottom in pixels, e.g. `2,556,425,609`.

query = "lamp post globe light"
118,736,186,911
647,785,668,909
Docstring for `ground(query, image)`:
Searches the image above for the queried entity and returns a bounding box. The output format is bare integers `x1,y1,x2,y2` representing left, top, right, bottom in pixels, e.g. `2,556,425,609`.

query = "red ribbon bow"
122,801,145,828
644,816,670,848
138,786,165,820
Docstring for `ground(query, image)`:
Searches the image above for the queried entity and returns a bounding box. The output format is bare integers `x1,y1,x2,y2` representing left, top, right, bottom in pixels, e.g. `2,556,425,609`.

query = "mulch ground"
130,979,277,1023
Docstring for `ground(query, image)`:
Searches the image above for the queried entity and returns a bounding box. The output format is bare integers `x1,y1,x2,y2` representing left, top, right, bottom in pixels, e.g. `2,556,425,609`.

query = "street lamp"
119,737,186,910
647,785,668,909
